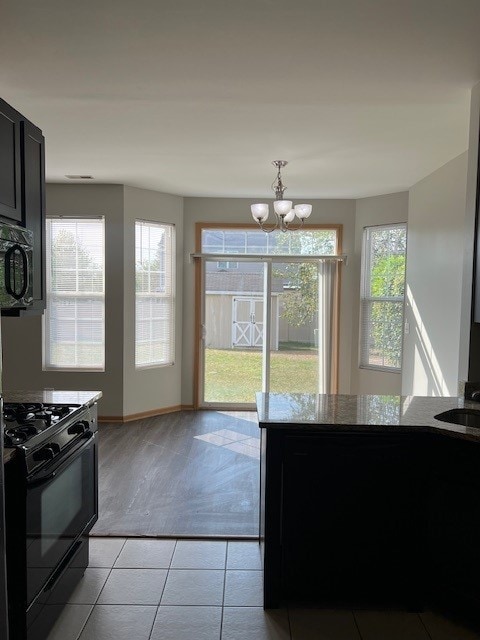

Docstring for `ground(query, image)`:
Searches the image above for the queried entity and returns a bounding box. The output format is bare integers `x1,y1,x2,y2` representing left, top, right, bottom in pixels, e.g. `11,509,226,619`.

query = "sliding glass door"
269,260,319,394
202,259,265,405
197,226,341,408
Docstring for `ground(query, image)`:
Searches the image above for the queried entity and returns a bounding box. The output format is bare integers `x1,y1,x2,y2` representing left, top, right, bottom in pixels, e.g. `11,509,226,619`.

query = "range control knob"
33,443,60,462
67,421,89,436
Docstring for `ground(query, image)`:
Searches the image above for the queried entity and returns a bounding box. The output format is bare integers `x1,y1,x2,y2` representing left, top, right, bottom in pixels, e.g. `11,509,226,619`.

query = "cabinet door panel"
0,99,22,222
428,439,480,606
281,434,423,606
21,120,46,311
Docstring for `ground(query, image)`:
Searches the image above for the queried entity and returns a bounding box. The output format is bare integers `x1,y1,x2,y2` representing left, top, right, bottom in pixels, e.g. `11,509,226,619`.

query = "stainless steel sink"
434,408,480,428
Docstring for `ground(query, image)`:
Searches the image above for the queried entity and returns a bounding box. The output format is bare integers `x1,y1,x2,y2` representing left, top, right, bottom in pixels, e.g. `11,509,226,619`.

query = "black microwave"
0,223,33,309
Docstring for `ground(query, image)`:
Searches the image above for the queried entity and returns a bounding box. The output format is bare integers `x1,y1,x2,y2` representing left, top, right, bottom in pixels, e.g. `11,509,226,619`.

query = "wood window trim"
193,222,343,408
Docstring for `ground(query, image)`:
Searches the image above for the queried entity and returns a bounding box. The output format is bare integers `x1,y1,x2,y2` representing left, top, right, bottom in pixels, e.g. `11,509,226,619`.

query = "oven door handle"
27,431,95,487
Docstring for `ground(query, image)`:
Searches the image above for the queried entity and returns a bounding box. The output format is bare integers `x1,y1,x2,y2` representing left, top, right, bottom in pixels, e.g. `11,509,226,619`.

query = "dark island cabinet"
261,425,480,622
280,433,425,608
266,431,426,609
0,98,22,223
0,97,46,316
427,437,480,617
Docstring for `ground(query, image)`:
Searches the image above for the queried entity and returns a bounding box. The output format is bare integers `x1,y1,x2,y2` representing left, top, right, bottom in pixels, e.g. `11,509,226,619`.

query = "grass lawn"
204,347,318,403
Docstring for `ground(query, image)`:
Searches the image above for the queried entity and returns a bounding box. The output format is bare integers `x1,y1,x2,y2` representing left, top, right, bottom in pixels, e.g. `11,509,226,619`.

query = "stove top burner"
4,403,52,426
4,425,40,446
3,402,82,447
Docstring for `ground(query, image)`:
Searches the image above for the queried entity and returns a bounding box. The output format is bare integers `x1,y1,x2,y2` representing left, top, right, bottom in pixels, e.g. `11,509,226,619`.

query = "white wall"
123,186,184,416
181,197,357,406
350,192,409,395
460,81,480,382
2,184,125,416
1,183,184,418
402,152,468,396
1,143,474,413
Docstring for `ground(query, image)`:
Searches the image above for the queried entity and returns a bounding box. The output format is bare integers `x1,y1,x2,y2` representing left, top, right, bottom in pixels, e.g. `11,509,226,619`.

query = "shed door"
232,297,264,347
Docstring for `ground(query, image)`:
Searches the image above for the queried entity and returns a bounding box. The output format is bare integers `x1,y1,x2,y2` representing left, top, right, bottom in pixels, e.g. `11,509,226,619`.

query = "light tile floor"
44,538,480,640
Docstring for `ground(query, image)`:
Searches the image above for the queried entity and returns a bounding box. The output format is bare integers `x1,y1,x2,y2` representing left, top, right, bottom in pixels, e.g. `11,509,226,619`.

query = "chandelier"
251,160,312,232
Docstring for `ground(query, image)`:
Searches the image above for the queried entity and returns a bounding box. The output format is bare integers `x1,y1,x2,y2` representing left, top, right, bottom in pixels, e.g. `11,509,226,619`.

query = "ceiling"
1,0,480,199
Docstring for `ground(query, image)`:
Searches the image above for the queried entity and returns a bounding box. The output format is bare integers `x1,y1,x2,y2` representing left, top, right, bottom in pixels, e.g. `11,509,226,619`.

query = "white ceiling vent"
65,175,94,180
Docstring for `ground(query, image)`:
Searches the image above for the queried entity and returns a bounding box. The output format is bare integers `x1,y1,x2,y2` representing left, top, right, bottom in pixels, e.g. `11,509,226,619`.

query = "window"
135,220,175,367
217,261,238,270
201,228,338,255
360,223,407,371
44,217,105,370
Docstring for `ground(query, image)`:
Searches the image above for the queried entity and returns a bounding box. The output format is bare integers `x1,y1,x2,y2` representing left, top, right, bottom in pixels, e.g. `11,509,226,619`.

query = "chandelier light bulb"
284,208,296,223
251,203,269,222
294,204,312,219
273,200,293,216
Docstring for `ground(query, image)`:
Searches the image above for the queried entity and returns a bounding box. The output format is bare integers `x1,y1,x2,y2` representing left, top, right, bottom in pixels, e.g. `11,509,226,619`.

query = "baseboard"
98,404,195,423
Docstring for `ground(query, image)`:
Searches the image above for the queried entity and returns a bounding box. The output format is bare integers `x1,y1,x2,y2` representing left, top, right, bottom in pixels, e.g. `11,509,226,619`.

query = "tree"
371,254,405,297
51,227,103,292
273,230,336,328
135,224,166,293
366,226,406,368
277,263,318,327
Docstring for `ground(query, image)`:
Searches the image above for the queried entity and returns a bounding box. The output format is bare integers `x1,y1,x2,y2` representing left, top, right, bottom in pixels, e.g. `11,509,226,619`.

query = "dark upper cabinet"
0,97,46,316
21,120,46,314
0,98,22,223
473,133,480,325
468,128,480,378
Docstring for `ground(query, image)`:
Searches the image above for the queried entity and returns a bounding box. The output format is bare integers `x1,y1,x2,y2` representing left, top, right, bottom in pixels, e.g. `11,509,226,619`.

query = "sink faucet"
464,382,480,401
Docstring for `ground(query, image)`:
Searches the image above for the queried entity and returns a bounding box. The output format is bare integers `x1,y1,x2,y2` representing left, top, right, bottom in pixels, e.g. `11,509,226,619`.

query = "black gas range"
4,402,81,441
3,401,98,640
4,402,85,463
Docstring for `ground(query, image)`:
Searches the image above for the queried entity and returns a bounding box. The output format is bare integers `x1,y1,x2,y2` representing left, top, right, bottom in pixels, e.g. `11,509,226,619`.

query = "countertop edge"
3,449,15,464
256,393,480,442
257,420,480,443
3,390,102,405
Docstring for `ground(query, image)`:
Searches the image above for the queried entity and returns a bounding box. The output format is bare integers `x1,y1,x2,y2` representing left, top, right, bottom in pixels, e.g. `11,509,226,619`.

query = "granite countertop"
256,393,480,442
3,449,15,464
3,390,102,464
3,390,102,406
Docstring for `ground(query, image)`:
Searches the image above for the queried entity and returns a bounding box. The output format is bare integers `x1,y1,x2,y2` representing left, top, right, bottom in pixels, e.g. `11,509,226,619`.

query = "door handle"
5,244,29,300
27,432,95,486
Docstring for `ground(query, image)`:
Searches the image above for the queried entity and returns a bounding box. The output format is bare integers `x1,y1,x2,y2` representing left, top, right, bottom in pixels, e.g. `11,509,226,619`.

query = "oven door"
25,432,97,606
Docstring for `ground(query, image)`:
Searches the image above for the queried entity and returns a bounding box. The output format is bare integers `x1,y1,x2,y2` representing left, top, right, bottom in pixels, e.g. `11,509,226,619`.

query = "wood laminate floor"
90,411,260,537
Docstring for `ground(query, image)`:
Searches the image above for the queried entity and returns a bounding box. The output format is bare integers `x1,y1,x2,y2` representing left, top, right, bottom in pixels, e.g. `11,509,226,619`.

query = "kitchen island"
257,393,480,618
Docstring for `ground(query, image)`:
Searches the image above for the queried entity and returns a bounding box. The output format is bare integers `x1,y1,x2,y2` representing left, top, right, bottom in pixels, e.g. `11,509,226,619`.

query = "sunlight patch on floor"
195,429,260,459
217,411,259,424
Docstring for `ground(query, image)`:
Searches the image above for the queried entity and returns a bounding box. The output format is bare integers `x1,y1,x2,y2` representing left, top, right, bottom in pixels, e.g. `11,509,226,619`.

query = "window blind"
360,223,406,371
44,217,105,370
135,220,175,367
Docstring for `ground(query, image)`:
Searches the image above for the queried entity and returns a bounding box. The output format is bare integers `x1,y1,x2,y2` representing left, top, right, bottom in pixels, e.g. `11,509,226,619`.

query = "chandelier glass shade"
251,161,312,232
